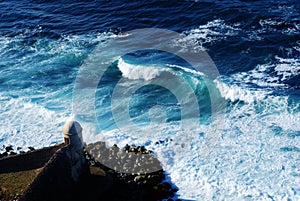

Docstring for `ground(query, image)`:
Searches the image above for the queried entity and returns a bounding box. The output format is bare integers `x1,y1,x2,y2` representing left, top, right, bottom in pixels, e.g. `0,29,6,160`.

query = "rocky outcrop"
83,142,178,201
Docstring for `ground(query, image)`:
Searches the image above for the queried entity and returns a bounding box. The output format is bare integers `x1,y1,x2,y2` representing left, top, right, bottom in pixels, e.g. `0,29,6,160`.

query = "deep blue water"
0,0,299,200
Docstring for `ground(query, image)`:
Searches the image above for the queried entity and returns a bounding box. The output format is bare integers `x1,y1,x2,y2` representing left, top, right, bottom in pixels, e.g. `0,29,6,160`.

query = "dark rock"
84,141,178,201
124,144,130,152
9,151,17,156
161,182,172,189
146,150,153,154
1,152,8,158
90,166,106,177
28,146,35,151
171,188,178,193
5,145,13,152
17,147,22,150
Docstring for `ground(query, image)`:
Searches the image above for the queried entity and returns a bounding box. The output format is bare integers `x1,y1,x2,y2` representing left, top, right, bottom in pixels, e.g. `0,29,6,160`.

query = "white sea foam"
85,94,300,200
0,33,100,150
0,94,68,150
87,52,300,200
246,17,300,41
117,57,208,82
214,55,300,104
274,56,300,81
215,56,300,103
215,79,268,103
178,19,241,50
117,57,173,81
247,56,299,86
166,64,206,77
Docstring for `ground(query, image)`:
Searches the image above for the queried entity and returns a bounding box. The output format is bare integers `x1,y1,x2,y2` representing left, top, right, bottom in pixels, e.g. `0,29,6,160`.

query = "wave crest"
215,79,268,103
117,58,172,81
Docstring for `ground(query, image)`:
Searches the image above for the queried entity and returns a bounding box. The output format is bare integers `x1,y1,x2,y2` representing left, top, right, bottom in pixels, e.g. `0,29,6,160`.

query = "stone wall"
19,144,88,201
19,121,88,201
0,143,64,174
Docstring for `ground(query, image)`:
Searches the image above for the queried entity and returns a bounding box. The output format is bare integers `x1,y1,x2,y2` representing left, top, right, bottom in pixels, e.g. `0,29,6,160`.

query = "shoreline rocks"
83,142,179,201
0,145,37,159
85,142,162,175
1,142,180,201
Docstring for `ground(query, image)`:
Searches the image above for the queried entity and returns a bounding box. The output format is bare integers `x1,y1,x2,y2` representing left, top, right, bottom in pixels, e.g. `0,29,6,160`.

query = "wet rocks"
151,182,178,199
0,152,8,158
84,141,178,201
5,145,13,152
9,151,17,156
154,138,173,146
28,146,35,151
89,166,106,177
0,145,36,159
85,142,161,175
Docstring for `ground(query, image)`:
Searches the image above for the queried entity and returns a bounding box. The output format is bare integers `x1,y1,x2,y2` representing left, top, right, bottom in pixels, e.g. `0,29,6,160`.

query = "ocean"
0,0,299,200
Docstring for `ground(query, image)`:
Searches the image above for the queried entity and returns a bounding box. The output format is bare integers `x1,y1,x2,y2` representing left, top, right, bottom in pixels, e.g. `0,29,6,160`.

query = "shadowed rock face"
85,142,162,174
82,142,179,201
